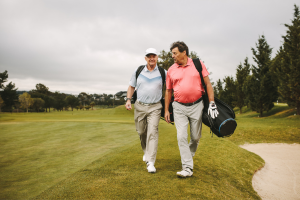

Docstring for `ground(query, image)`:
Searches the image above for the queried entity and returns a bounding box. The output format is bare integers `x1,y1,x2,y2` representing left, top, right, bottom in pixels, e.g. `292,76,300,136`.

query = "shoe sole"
177,173,193,178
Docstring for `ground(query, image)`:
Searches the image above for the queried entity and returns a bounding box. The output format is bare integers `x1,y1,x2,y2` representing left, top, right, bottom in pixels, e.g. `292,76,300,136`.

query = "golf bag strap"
192,58,214,137
192,58,207,95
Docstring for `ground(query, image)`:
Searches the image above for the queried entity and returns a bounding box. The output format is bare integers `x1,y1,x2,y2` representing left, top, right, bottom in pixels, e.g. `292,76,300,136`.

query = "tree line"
0,5,298,115
158,5,299,117
0,76,125,113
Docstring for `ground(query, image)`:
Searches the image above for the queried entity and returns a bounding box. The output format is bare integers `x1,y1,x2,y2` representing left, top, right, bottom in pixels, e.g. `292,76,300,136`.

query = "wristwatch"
125,97,131,101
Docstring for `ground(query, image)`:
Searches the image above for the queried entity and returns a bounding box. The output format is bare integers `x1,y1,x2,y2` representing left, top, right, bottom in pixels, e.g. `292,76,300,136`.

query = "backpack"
131,65,174,123
192,58,237,137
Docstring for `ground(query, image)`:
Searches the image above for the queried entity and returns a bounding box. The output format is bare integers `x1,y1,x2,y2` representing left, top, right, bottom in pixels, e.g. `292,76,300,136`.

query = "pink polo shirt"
166,58,209,103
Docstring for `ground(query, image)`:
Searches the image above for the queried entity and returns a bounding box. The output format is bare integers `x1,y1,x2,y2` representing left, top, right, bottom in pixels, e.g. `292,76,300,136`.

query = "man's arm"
204,76,219,118
203,76,214,101
125,85,135,110
164,89,172,123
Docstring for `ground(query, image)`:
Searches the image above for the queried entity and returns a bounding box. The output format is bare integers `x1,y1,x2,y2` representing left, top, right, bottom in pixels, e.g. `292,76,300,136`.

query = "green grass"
0,104,299,199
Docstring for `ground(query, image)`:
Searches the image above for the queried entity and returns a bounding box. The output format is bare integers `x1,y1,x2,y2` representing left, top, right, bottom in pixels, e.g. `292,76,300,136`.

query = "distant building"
115,91,127,98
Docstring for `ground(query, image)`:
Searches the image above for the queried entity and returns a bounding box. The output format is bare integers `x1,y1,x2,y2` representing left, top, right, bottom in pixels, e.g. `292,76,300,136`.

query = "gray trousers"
134,101,162,164
172,100,204,170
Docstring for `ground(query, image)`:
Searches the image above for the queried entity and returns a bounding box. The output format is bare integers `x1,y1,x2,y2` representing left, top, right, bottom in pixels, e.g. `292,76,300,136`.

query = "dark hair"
170,41,189,56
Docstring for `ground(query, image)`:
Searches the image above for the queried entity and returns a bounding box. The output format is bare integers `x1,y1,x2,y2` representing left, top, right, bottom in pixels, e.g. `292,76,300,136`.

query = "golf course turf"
0,104,299,199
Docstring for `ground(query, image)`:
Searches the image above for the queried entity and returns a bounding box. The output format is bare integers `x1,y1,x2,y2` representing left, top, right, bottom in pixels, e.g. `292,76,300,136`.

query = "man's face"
145,54,158,67
172,47,186,65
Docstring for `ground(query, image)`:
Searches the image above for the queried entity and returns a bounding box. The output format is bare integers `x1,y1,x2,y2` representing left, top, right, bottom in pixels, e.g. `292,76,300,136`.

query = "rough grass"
0,104,299,199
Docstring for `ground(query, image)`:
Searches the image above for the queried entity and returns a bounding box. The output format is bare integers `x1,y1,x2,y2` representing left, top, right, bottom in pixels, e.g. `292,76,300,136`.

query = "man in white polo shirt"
125,48,166,173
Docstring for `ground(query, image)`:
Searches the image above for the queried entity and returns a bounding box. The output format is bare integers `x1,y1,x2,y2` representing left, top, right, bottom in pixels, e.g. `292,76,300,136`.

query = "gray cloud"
0,0,296,94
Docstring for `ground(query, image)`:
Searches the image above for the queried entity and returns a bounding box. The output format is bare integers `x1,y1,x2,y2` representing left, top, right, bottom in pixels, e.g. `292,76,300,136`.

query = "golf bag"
193,58,237,137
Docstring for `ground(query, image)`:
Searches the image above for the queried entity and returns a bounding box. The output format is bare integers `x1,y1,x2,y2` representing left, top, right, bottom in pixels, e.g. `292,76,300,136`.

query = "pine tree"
1,82,18,112
222,76,236,109
213,79,224,100
250,35,278,117
276,5,300,115
236,57,250,113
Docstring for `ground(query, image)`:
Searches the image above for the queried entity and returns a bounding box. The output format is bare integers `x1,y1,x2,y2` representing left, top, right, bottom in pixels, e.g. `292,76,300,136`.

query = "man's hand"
164,110,170,123
208,101,219,119
125,100,132,110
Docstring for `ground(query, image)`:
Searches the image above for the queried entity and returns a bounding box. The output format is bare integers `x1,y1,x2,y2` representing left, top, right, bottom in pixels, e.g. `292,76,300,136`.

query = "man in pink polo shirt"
164,41,218,177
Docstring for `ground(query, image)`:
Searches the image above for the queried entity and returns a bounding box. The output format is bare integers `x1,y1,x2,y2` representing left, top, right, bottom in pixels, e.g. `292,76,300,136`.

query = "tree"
250,35,278,117
90,101,95,110
157,50,174,70
34,83,49,95
158,50,199,70
214,79,224,100
53,92,67,111
189,51,199,59
222,76,236,109
0,70,8,89
0,95,4,112
0,82,18,112
78,92,92,106
275,5,300,115
19,92,33,113
235,57,251,113
43,95,55,112
32,98,45,112
65,95,80,111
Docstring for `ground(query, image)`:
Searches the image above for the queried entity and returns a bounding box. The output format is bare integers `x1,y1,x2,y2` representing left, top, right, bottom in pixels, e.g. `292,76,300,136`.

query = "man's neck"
147,64,156,71
178,57,188,66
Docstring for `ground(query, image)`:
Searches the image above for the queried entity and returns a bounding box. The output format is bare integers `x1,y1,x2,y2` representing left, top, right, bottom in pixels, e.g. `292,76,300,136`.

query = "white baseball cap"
145,48,158,56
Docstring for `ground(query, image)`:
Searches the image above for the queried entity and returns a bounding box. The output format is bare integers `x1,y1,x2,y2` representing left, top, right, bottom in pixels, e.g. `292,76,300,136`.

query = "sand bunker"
240,143,300,200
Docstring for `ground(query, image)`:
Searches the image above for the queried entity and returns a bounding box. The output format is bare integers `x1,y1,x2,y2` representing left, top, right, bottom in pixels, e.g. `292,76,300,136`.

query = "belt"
175,96,203,106
137,100,160,106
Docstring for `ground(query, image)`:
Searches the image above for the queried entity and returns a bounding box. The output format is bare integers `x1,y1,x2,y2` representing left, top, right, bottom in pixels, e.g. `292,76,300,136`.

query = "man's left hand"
208,101,219,119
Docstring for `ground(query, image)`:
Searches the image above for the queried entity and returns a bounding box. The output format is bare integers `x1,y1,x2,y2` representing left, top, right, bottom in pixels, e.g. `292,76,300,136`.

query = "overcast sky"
0,0,297,95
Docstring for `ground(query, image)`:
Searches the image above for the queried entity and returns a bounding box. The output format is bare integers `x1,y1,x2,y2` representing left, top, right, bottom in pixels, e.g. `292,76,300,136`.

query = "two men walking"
126,42,218,177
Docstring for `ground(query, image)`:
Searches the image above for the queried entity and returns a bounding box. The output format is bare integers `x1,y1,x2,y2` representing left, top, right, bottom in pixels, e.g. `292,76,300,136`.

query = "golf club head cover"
208,101,219,119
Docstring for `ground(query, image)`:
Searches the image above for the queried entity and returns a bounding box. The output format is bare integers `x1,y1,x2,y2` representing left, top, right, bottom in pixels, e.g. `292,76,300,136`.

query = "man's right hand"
125,100,132,110
164,110,170,123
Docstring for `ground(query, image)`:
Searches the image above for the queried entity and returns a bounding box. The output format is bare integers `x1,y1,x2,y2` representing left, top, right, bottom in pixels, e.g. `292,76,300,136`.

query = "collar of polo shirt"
175,57,192,68
145,65,158,72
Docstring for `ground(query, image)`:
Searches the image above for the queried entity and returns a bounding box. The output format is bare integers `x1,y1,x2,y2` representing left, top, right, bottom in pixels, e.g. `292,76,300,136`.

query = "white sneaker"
177,168,193,177
147,162,156,173
143,154,146,162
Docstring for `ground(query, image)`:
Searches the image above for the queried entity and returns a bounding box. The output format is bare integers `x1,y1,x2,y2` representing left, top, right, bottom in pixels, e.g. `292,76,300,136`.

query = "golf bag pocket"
202,97,237,137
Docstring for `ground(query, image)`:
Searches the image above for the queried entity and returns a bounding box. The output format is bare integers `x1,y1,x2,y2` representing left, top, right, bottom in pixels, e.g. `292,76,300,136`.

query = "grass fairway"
0,108,137,199
0,104,299,199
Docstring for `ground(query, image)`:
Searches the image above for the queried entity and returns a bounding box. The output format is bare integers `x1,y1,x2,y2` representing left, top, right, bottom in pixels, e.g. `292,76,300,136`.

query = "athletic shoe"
177,168,193,177
143,154,145,162
147,162,156,173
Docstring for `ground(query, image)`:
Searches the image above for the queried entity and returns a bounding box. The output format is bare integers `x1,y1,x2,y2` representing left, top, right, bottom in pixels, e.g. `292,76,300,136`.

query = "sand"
240,143,300,200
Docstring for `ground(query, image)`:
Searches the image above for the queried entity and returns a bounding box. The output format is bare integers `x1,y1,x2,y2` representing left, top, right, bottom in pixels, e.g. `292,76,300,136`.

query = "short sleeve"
166,69,173,89
129,69,137,87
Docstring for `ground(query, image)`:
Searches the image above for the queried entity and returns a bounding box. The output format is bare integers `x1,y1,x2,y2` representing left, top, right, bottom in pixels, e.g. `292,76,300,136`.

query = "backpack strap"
136,65,165,87
158,66,166,86
135,65,145,81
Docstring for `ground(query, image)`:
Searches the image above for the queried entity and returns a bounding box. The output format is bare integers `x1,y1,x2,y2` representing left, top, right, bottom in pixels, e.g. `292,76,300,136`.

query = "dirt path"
240,143,300,200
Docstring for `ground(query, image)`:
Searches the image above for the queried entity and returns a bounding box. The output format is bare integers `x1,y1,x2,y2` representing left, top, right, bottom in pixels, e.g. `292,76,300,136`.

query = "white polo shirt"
129,65,167,104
